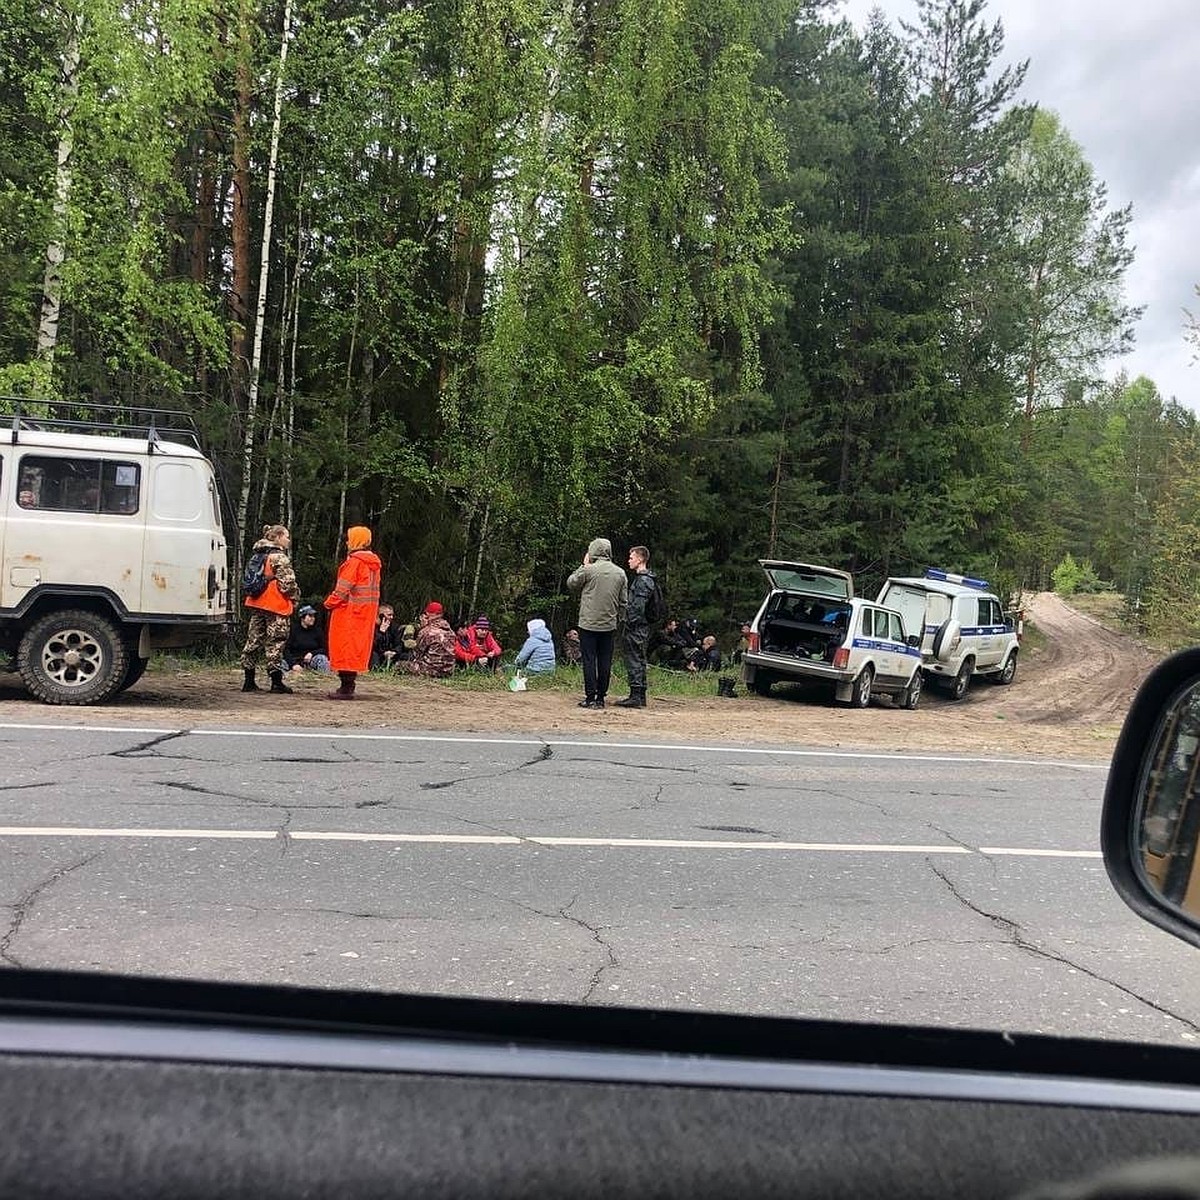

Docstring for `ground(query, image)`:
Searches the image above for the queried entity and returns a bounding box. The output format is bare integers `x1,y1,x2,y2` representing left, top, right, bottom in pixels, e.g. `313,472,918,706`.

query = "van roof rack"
0,397,203,453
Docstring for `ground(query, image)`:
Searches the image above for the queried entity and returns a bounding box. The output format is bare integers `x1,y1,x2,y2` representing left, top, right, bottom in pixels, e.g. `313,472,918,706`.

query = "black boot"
241,668,260,692
269,670,293,694
615,688,646,708
578,696,595,708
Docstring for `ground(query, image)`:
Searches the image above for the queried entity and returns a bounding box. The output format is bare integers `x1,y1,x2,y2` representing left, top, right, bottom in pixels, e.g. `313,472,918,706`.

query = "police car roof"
884,576,996,598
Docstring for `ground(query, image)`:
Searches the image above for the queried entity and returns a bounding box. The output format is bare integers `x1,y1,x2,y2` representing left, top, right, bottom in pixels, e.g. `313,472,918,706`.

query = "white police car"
742,561,924,709
875,569,1019,701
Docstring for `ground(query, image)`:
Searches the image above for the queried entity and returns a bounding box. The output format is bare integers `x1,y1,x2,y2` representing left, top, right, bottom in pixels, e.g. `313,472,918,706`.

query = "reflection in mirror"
1138,679,1200,919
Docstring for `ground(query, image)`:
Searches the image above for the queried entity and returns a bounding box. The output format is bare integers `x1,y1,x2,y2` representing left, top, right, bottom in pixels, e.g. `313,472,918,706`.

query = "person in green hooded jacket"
566,537,628,709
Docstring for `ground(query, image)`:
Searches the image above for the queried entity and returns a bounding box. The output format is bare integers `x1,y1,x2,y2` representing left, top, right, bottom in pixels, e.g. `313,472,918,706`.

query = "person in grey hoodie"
566,537,629,708
514,618,556,674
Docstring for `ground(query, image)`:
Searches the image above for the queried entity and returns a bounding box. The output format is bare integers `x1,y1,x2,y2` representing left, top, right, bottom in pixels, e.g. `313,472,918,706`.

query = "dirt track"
0,594,1164,762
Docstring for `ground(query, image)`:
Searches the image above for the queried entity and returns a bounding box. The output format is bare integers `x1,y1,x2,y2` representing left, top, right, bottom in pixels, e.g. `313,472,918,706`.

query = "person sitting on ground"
403,602,457,678
284,605,331,674
396,623,417,663
687,635,722,673
650,617,690,668
456,614,502,671
453,619,474,668
371,604,399,670
733,621,752,663
513,618,556,674
561,628,582,666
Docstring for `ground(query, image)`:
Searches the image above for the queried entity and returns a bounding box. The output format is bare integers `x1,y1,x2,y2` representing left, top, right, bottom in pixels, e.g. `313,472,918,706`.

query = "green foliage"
1051,552,1106,597
0,0,1181,644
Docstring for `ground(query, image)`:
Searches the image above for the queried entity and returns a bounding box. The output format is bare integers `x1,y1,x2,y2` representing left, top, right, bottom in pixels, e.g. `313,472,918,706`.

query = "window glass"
19,456,140,515
889,612,904,643
153,462,203,522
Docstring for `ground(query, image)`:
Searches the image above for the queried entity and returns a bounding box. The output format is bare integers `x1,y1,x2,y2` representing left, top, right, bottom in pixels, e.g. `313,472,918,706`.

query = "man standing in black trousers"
566,537,628,709
615,545,657,708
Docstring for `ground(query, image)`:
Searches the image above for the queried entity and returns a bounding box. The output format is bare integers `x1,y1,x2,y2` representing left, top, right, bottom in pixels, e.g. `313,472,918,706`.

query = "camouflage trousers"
241,611,291,672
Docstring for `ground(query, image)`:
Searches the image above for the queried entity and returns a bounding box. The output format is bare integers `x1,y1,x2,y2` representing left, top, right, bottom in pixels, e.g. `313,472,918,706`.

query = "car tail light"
832,647,850,670
748,632,759,653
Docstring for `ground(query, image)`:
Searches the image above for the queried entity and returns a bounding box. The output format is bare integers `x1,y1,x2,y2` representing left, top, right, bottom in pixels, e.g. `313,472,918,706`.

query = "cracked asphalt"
1,721,1199,1045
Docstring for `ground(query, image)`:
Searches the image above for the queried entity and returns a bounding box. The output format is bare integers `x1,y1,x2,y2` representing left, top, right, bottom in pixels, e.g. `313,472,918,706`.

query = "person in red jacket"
454,615,502,671
323,525,382,699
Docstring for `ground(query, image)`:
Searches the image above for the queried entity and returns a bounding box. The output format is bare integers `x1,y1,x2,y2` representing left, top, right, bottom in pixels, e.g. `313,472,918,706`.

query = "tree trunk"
36,8,83,377
229,0,254,425
235,0,294,553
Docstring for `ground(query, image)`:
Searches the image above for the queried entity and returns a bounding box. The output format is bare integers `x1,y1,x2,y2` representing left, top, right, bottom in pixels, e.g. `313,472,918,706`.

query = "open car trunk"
759,596,851,663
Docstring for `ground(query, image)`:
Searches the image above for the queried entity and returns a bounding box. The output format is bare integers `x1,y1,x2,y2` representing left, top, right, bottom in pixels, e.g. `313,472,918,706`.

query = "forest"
2,0,1197,643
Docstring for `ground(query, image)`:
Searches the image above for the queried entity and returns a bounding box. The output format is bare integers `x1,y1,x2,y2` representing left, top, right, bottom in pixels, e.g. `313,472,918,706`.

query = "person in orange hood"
323,525,382,699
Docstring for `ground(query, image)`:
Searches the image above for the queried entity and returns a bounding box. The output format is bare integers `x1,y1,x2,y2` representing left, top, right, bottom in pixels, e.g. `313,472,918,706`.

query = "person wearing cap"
284,605,331,674
403,601,457,678
323,525,382,699
455,614,503,671
513,618,556,674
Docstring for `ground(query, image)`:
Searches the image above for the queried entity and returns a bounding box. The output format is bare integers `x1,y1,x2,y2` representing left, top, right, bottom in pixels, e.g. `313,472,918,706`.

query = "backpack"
242,549,272,599
645,575,668,626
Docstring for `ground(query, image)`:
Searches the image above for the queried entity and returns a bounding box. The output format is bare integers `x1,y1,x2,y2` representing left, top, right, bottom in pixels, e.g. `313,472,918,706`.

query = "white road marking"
0,721,1107,770
0,825,1096,857
979,847,1103,859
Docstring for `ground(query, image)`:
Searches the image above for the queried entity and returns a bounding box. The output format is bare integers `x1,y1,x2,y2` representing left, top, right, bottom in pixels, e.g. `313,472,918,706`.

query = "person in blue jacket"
514,618,557,674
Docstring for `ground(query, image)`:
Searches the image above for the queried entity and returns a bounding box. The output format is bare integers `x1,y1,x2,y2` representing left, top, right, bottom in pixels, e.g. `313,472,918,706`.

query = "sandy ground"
0,593,1165,763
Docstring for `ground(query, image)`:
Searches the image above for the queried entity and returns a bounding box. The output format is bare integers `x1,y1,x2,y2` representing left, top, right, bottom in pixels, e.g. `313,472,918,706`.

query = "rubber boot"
269,669,293,695
615,688,646,708
327,671,357,700
241,668,260,692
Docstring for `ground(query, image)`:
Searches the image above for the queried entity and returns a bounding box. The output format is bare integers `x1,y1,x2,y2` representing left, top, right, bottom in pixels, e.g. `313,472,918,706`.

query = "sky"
837,0,1200,407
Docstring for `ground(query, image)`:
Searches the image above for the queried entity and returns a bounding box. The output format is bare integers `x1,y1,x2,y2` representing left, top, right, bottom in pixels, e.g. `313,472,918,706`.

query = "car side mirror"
906,635,920,648
1102,646,1200,948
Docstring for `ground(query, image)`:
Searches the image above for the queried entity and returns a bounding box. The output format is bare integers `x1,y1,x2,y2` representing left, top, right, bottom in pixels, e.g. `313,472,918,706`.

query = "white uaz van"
875,569,1019,701
0,401,230,704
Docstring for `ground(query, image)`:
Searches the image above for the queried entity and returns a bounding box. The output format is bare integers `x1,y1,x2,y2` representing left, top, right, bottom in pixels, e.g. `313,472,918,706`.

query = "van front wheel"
18,610,129,706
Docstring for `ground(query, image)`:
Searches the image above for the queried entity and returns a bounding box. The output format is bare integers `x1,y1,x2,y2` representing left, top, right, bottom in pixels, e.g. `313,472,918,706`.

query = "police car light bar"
925,568,991,590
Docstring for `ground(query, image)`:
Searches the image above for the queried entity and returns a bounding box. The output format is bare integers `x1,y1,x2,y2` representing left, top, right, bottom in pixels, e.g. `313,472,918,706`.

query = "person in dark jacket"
616,545,658,708
284,606,330,673
650,618,689,668
371,604,400,669
687,635,722,673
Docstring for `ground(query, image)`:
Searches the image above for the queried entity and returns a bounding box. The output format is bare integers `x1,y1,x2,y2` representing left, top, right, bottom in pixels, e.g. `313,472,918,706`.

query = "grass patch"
1067,591,1130,633
149,649,737,698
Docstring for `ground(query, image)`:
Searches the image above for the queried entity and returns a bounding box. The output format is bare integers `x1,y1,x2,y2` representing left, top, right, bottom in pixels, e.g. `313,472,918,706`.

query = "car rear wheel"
748,668,775,697
947,658,973,702
17,609,129,706
995,652,1017,686
850,665,874,708
901,670,922,710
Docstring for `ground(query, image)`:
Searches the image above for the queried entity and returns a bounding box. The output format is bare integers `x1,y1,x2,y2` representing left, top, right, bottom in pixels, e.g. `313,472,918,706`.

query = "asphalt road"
1,720,1198,1046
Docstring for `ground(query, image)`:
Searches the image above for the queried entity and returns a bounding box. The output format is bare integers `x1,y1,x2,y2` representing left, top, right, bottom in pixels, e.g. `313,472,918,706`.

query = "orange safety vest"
244,554,294,617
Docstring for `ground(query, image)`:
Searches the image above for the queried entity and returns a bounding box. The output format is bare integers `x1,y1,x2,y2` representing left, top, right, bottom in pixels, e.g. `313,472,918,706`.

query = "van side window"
18,456,140,515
